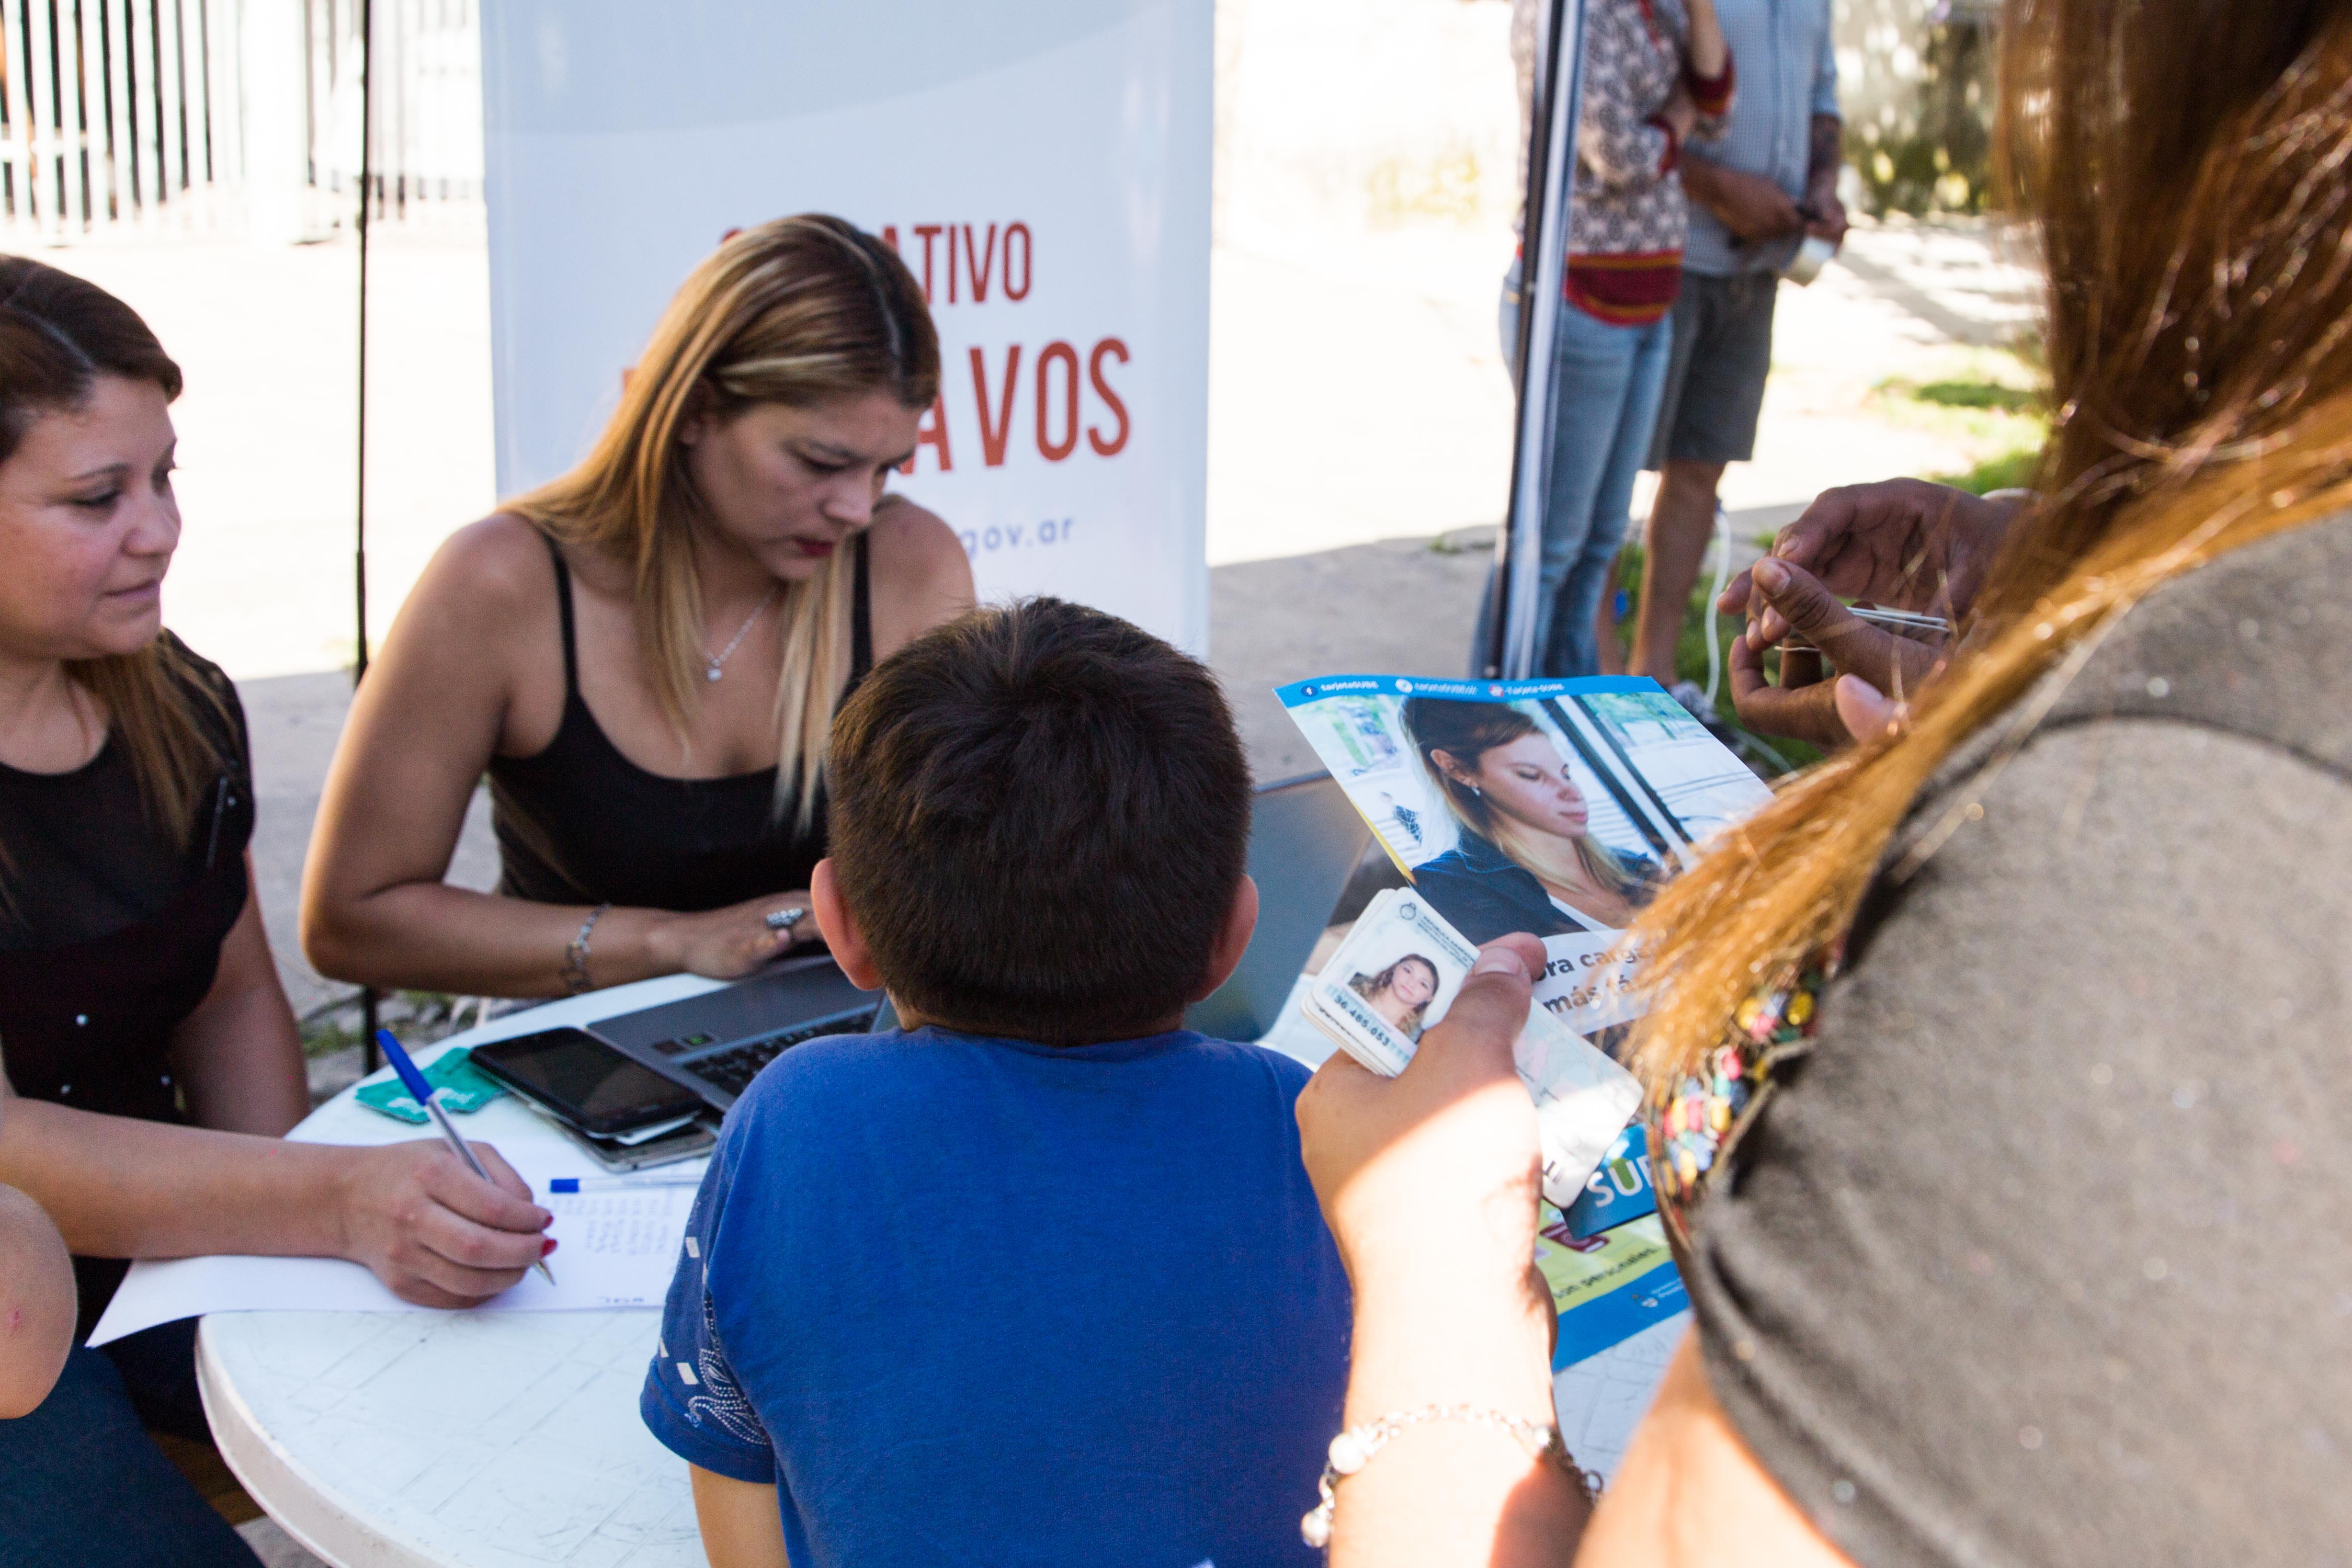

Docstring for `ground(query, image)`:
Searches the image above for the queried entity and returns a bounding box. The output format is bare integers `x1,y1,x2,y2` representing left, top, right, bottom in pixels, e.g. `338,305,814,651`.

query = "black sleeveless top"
0,635,255,1333
486,534,872,911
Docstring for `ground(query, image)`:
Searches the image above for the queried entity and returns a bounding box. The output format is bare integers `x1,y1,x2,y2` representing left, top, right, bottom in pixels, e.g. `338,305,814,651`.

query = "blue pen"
376,1030,556,1285
548,1174,704,1193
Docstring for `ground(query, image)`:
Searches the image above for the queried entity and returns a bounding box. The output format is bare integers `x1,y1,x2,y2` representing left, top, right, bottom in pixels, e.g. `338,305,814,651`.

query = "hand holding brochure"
1279,674,1772,1042
1302,886,1643,1208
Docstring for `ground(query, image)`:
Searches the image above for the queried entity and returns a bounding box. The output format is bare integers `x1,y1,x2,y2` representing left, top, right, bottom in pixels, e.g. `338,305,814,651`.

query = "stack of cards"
1303,887,1646,1209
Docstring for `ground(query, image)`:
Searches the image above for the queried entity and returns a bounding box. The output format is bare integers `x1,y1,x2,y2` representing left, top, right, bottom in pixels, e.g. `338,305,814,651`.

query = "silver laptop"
585,771,1373,1108
585,954,879,1112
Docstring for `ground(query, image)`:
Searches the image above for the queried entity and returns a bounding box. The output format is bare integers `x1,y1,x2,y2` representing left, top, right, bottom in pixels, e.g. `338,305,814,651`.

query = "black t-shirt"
1683,514,2352,1564
0,634,255,1115
0,637,256,1339
0,664,244,953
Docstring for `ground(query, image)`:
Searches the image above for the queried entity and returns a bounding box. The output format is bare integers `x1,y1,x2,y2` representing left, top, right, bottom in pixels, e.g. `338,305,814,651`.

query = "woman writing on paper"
302,216,974,1000
1399,698,1660,943
0,261,553,1566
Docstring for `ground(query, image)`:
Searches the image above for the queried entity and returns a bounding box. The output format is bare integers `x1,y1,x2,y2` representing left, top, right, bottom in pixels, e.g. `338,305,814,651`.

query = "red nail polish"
541,1238,558,1258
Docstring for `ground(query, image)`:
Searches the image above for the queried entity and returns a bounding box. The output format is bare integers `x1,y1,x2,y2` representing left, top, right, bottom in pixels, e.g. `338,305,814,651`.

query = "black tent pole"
355,0,379,1076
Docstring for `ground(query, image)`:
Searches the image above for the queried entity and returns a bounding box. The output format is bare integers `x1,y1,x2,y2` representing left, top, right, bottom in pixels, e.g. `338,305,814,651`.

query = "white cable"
1703,500,1732,706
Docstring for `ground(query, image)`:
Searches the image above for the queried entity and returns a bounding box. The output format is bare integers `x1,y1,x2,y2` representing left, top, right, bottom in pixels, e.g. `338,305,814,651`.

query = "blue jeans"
0,1322,261,1567
1478,301,1675,677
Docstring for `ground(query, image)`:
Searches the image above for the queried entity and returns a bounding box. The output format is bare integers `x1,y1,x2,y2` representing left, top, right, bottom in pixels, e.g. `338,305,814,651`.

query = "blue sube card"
1562,1125,1657,1239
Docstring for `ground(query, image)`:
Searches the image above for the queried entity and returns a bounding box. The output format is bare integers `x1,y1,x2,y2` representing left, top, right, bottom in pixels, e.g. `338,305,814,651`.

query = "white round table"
197,976,722,1568
198,973,1682,1565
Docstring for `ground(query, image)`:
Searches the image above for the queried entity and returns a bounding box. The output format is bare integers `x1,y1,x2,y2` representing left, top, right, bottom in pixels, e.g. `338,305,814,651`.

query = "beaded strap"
1648,956,1834,1244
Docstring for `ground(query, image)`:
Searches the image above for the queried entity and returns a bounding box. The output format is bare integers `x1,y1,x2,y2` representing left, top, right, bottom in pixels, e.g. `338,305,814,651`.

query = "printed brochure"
1280,674,1768,1365
1278,674,1772,1044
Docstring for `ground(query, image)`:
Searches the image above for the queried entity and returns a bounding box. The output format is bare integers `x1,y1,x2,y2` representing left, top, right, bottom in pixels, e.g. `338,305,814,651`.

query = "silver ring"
765,907,809,933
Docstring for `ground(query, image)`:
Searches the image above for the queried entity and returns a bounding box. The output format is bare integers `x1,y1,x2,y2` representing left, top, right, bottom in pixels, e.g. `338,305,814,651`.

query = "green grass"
1608,543,1820,775
1909,378,2039,414
299,989,470,1058
1932,444,2042,495
1880,352,2048,501
1872,345,2049,478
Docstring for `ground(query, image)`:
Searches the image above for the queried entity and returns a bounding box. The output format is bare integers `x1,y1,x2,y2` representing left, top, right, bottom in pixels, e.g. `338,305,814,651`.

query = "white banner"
479,0,1213,650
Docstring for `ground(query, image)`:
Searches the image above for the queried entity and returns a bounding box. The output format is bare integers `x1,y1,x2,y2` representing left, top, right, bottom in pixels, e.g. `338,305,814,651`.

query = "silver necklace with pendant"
704,587,779,683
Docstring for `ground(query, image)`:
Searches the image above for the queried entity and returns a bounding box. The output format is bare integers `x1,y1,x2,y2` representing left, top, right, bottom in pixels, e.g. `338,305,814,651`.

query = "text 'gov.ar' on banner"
478,0,1214,651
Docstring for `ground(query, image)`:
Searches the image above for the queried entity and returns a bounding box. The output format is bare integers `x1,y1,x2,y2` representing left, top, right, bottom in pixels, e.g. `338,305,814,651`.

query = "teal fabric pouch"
353,1045,506,1124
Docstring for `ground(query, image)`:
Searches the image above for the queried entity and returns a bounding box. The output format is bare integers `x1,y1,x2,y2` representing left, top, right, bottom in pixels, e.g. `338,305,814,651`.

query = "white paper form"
534,1187,701,1308
90,1179,698,1346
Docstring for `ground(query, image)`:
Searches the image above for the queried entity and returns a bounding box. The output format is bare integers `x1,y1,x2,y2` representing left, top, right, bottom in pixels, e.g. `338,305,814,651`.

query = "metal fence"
306,0,480,221
0,0,238,236
0,0,478,241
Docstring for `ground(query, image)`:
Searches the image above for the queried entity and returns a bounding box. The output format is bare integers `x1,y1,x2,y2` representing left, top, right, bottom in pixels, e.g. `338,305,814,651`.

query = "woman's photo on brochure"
1279,675,1772,1037
1401,697,1663,942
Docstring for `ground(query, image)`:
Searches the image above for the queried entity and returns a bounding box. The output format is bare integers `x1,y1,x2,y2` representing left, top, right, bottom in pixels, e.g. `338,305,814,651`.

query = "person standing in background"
1484,0,1733,679
1622,0,1844,694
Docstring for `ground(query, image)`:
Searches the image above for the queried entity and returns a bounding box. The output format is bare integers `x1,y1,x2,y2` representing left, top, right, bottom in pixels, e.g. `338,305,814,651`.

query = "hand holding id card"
1303,888,1644,1208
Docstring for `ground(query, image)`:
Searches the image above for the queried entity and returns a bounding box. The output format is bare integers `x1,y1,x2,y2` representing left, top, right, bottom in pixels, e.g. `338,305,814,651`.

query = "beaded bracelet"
1299,1403,1599,1548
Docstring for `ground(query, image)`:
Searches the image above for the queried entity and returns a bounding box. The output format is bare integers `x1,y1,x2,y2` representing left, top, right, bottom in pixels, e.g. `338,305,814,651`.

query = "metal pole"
1479,0,1590,680
355,0,378,1076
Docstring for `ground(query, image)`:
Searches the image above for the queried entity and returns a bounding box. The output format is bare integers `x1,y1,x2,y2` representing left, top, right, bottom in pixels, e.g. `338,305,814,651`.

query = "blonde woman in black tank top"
303,217,973,999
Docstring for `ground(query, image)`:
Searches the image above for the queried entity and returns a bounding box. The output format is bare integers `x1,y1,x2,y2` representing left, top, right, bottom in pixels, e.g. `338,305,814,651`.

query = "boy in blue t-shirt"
641,599,1351,1568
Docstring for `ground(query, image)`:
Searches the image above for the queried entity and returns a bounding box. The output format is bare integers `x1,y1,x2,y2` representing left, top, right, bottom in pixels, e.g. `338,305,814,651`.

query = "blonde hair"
1626,1,2352,1091
508,215,939,824
1400,696,1647,901
0,258,224,858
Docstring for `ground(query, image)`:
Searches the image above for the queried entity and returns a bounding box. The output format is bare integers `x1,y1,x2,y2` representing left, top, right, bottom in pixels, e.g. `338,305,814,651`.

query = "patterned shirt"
1681,0,1840,276
1567,0,1735,323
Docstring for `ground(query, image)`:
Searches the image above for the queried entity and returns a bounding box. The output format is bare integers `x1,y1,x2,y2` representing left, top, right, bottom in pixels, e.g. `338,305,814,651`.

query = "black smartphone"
471,1027,705,1137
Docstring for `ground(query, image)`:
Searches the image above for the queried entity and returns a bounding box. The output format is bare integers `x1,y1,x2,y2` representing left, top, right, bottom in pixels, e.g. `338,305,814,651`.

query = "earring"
1468,784,1482,797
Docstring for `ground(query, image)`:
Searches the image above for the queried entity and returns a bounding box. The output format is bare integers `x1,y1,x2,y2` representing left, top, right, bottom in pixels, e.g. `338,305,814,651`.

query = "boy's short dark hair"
828,598,1252,1045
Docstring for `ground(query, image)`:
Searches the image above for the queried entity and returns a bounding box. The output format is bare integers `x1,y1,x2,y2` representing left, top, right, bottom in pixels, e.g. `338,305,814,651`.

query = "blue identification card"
1562,1125,1657,1239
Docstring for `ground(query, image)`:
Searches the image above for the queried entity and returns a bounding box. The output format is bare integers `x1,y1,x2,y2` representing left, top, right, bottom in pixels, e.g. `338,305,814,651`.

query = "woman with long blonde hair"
1292,1,2352,1562
305,216,972,997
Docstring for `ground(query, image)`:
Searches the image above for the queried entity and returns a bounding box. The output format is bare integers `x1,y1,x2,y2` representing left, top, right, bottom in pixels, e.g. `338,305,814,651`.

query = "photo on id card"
1305,886,1646,1208
1310,890,1477,1075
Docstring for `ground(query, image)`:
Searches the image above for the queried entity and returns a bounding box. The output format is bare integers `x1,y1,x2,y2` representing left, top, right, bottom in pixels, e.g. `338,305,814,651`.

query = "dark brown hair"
1348,954,1440,1034
828,598,1253,1046
1629,0,2352,1089
511,215,941,823
0,256,222,847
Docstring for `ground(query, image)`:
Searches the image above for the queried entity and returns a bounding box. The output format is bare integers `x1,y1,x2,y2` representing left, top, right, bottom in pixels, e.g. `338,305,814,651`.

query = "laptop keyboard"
670,1009,879,1099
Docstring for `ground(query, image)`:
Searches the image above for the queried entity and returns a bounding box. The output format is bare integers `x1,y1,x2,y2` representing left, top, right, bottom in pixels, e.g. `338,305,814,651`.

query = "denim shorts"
1646,269,1780,468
